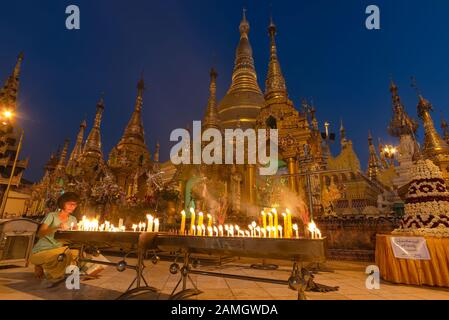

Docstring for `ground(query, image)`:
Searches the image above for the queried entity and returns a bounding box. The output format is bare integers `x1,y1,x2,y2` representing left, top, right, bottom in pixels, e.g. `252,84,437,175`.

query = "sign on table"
390,237,431,260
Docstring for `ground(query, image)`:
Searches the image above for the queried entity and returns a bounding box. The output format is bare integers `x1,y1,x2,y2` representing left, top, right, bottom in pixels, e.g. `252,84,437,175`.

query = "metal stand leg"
169,252,202,300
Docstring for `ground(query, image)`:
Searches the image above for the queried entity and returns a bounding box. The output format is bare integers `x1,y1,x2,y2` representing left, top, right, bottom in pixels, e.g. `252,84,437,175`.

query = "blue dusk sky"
1,0,448,181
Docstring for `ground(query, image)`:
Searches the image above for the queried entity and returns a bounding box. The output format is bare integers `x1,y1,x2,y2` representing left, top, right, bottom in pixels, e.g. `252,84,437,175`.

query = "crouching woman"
30,192,80,282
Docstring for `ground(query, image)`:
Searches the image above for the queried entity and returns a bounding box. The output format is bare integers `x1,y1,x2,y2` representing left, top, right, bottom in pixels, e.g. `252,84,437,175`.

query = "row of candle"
260,209,294,239
179,208,321,239
77,217,126,232
131,215,160,233
76,215,160,233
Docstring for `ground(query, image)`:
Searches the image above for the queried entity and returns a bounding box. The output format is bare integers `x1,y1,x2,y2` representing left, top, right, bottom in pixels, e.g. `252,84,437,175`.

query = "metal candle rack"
55,231,335,300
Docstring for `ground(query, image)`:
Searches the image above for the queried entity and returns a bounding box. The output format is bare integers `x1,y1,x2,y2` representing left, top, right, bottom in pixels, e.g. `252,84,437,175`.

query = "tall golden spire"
203,68,220,130
56,139,70,170
154,142,160,163
68,120,87,165
388,80,418,137
83,96,104,156
417,94,449,158
118,76,146,148
442,118,449,144
0,52,24,112
367,131,381,181
218,9,264,129
340,119,347,147
265,17,287,100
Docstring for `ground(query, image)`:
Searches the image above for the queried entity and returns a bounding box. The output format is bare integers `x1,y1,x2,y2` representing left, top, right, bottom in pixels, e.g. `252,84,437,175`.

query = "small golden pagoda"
416,93,449,183
108,77,151,197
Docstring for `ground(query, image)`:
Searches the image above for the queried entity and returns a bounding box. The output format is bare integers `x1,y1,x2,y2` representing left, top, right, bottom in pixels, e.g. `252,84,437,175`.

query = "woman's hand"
37,223,59,238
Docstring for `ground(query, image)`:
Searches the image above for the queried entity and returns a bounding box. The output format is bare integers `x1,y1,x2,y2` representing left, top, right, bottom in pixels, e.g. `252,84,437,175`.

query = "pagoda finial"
118,76,146,146
83,96,105,156
367,131,381,181
415,88,449,158
340,119,347,147
203,68,220,130
0,52,24,112
67,119,87,167
137,72,145,103
240,8,249,36
265,16,288,100
154,141,160,163
56,139,70,170
388,80,418,137
442,117,449,144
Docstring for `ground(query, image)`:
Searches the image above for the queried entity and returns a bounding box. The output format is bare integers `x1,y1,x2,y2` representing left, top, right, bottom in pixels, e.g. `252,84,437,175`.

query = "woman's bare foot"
34,265,44,279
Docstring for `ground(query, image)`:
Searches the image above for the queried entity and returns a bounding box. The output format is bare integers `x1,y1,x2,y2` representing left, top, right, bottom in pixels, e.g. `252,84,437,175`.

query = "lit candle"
147,215,154,232
256,227,261,237
278,226,283,239
282,213,288,238
214,226,219,237
119,218,124,229
245,231,250,237
308,222,318,239
266,226,271,238
251,222,257,237
286,209,292,239
70,222,74,231
132,224,137,232
225,225,229,236
235,225,240,237
192,225,196,236
154,219,160,233
180,211,186,235
219,225,224,237
120,226,126,232
293,224,299,239
198,212,204,230
201,225,206,237
268,213,273,232
230,225,234,237
261,211,267,230
249,225,254,237
190,208,196,236
207,214,213,228
208,226,213,237
261,228,267,238
142,223,146,233
273,209,278,239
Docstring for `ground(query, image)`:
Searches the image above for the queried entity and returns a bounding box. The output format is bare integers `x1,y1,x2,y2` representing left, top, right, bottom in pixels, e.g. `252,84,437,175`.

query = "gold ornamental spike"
83,96,105,156
203,68,220,130
417,94,449,158
265,17,288,100
0,52,24,111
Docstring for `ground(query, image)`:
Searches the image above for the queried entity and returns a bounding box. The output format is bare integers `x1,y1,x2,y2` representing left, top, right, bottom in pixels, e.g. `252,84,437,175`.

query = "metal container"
0,219,39,267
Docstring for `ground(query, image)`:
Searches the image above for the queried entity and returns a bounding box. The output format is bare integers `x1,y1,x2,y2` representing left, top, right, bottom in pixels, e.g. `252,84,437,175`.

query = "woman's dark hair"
57,192,80,210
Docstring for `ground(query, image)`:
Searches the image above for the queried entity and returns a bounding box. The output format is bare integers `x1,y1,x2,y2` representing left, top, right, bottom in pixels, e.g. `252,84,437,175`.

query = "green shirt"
32,212,78,254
